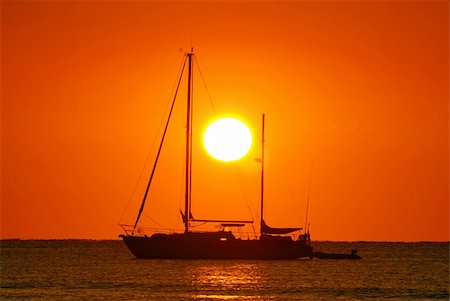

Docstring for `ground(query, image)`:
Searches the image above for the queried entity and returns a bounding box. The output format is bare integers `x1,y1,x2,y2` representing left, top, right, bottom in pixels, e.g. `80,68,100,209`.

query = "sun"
203,117,252,162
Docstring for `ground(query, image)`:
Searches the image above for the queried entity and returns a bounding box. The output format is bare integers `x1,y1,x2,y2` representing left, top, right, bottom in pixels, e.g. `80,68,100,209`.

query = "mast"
258,114,301,236
184,49,194,233
260,114,265,236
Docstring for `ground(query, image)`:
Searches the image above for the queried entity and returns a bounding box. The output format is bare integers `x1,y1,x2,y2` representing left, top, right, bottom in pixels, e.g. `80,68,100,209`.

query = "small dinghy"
314,249,362,260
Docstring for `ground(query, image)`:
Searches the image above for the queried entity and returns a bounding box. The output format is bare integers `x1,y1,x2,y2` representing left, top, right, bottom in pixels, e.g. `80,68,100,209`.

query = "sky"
1,1,448,241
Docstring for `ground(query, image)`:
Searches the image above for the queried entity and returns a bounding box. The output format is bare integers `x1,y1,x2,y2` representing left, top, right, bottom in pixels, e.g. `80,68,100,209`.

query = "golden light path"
203,117,252,162
191,263,262,300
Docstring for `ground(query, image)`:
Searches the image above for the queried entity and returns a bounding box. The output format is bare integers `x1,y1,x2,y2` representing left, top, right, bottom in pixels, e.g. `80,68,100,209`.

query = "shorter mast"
260,114,265,236
258,114,302,236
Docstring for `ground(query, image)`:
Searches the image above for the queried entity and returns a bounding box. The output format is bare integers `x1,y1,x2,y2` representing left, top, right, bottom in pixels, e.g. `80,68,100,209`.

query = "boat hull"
120,232,313,259
313,251,362,260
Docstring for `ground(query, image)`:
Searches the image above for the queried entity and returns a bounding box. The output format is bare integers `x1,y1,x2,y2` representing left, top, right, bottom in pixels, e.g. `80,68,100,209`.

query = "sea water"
1,240,448,300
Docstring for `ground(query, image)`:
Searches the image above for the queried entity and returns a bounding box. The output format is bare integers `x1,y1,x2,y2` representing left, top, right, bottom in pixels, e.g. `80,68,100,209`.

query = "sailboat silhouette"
119,49,313,259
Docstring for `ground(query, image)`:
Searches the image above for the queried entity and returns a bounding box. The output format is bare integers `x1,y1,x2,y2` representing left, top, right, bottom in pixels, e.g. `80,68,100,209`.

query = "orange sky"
1,1,448,241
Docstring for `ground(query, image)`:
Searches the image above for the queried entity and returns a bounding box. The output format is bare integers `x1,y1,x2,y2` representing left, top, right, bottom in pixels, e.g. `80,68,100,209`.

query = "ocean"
1,240,448,300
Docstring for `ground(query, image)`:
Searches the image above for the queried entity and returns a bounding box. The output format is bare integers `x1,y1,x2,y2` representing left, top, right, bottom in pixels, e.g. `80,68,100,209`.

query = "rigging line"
251,223,257,239
194,55,217,114
234,166,255,222
142,212,169,230
195,55,246,111
118,54,188,224
189,222,207,228
195,54,255,221
133,55,188,231
195,55,257,229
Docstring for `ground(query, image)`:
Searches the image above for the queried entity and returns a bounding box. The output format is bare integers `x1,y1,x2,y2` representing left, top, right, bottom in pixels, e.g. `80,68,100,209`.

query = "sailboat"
119,49,313,259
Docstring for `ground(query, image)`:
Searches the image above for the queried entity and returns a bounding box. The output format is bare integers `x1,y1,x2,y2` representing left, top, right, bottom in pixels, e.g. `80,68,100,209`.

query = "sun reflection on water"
190,262,267,300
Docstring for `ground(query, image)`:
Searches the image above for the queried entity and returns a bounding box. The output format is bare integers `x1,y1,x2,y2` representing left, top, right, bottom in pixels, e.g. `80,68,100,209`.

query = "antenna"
304,159,313,232
260,114,265,236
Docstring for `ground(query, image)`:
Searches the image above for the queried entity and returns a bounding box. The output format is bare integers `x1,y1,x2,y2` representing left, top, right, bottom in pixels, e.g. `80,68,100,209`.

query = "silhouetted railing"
120,223,307,242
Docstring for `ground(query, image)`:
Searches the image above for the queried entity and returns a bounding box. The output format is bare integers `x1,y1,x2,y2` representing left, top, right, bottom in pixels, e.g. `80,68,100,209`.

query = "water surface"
1,240,448,300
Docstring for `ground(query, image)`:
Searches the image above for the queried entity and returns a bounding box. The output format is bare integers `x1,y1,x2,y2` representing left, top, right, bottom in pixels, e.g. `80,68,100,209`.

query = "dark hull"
120,232,313,259
313,252,362,260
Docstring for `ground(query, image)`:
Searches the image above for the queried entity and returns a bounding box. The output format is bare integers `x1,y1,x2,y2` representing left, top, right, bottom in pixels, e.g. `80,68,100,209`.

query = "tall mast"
260,114,265,235
184,49,194,233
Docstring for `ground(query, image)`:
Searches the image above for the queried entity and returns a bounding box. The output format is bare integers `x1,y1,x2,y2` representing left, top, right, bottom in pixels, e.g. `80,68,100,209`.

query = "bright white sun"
203,117,252,162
